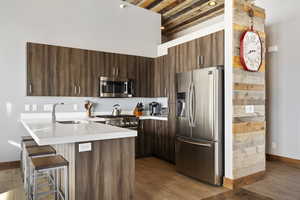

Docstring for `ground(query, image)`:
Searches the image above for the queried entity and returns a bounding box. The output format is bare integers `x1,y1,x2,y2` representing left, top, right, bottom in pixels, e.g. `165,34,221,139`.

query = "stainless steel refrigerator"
175,66,223,186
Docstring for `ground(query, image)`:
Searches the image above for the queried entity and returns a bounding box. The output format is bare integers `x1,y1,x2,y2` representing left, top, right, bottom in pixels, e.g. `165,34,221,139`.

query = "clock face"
240,30,262,72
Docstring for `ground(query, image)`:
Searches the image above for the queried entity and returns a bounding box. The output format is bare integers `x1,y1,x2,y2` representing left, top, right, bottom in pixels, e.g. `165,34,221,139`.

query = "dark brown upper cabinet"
27,43,154,97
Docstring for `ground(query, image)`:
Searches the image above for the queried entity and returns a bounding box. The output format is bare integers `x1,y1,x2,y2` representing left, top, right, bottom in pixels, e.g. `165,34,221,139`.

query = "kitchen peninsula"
21,116,137,200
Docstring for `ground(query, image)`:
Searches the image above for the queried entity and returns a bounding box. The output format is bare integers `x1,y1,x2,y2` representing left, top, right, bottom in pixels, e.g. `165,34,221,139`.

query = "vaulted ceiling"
126,0,224,40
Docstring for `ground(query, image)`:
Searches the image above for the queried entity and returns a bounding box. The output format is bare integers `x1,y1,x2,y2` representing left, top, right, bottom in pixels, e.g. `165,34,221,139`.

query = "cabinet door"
136,57,154,97
116,54,128,78
212,30,225,66
27,43,55,96
136,120,154,158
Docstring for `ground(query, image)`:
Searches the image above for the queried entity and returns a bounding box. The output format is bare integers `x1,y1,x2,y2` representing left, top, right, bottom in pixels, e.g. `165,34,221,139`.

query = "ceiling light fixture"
120,4,127,8
160,26,165,30
208,1,217,6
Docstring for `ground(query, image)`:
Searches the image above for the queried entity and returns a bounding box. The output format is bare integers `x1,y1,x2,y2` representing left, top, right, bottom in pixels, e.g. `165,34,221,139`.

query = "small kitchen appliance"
112,104,122,116
149,102,162,116
99,76,134,98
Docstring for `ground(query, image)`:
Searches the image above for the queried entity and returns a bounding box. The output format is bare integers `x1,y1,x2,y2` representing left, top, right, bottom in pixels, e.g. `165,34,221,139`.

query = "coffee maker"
149,102,162,116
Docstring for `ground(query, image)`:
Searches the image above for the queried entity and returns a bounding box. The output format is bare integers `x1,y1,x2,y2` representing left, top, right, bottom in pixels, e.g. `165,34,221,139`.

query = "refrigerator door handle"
178,138,212,148
188,82,192,127
209,71,215,138
191,82,196,127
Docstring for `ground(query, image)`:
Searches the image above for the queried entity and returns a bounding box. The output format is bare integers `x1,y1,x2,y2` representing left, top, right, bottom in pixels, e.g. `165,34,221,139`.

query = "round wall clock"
240,30,262,72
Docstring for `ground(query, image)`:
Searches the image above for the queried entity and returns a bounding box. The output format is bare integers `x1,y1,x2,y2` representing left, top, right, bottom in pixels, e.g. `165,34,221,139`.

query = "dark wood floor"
1,157,300,200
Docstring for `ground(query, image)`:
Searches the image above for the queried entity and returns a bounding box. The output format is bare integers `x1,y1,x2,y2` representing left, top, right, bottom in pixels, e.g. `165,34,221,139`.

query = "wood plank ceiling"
126,0,224,41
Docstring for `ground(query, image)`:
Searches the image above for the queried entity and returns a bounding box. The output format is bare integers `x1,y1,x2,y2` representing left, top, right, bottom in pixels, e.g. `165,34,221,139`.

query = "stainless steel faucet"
52,103,65,123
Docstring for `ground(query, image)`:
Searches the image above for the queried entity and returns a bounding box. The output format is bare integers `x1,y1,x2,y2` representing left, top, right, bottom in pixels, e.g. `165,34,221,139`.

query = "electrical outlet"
245,105,254,114
272,142,277,149
79,143,92,152
32,104,38,112
73,104,78,111
43,104,53,111
25,104,30,112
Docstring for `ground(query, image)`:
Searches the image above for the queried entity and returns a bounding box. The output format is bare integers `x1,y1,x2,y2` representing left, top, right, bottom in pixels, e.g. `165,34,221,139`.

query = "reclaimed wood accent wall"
232,0,266,179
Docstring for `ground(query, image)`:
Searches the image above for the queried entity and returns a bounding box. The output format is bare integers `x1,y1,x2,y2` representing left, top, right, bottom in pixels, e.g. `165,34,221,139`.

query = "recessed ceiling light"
160,26,165,30
208,1,217,6
120,4,127,8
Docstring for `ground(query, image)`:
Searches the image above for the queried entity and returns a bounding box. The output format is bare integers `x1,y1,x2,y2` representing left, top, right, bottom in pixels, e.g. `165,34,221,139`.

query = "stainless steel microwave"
99,77,135,98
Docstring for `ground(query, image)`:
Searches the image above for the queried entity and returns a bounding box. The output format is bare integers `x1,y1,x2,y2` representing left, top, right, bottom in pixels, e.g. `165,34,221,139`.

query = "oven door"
99,77,133,98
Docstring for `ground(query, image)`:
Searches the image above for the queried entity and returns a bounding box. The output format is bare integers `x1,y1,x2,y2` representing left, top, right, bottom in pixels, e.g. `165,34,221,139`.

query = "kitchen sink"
57,120,88,124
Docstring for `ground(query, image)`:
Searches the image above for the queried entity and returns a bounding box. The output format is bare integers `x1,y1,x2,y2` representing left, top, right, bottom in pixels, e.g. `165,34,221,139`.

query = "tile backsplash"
22,97,168,114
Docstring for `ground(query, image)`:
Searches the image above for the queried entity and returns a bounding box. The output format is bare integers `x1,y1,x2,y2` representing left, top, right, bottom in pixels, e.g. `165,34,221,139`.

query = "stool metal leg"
64,166,69,200
32,170,37,200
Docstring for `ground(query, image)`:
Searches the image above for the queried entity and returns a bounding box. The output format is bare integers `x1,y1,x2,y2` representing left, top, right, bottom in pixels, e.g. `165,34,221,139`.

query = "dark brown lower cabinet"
152,118,176,164
136,120,154,158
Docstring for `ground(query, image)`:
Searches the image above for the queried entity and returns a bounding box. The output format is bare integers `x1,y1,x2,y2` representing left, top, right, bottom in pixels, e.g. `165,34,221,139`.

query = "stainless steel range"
95,115,139,130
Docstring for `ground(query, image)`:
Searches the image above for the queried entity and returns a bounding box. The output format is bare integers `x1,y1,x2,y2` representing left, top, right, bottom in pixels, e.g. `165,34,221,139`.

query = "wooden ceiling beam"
162,0,202,18
163,0,223,27
150,0,177,13
159,0,186,14
163,4,224,35
126,0,143,4
137,0,158,8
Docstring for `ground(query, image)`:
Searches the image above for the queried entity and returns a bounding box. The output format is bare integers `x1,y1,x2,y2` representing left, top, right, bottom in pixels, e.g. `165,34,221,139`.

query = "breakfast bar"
21,118,137,200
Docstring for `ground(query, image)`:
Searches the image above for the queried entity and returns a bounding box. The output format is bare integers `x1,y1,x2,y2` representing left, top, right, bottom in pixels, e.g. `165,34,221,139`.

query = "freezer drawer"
175,137,223,186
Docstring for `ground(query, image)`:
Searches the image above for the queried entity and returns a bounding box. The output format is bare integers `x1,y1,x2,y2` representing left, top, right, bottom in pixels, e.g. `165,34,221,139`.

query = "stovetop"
95,114,138,129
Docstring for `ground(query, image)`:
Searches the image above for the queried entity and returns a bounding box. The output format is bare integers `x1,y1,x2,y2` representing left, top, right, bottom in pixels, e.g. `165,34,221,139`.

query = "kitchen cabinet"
27,43,56,96
136,120,154,158
135,57,154,98
27,43,153,97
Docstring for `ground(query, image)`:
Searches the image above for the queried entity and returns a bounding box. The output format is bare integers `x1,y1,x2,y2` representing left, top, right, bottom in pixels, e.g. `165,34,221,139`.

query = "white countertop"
139,115,168,121
21,117,137,145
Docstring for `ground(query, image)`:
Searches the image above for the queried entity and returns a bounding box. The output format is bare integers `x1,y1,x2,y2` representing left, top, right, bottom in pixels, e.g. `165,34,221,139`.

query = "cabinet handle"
165,88,167,96
74,85,77,95
113,68,116,76
198,56,204,66
78,85,81,95
117,68,119,76
29,83,33,94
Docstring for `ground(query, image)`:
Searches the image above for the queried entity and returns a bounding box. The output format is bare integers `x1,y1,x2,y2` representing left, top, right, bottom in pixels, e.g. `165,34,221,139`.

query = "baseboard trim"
223,170,265,190
266,154,300,165
0,160,20,171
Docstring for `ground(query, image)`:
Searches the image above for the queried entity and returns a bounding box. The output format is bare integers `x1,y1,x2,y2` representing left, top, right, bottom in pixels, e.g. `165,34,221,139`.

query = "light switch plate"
44,104,53,111
79,143,92,152
245,105,254,114
25,104,30,112
32,104,38,112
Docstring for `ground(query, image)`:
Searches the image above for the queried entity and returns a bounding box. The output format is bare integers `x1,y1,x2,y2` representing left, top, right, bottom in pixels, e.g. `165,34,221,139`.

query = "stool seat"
21,136,34,142
26,146,56,157
24,140,38,148
31,155,69,171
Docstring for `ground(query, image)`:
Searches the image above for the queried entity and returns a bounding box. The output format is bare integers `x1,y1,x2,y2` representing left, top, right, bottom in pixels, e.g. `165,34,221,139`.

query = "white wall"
0,0,161,162
256,0,300,160
265,18,300,160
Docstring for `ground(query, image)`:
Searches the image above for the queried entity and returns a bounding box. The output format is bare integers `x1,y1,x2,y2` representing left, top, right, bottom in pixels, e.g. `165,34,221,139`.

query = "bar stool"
21,136,34,178
29,155,69,200
25,145,56,199
22,140,38,186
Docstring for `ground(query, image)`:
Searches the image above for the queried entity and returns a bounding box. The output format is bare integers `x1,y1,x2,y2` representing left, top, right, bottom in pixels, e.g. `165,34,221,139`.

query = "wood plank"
233,24,265,38
164,5,224,35
266,154,300,166
234,0,266,19
223,170,265,189
233,55,266,72
150,0,177,12
163,0,222,27
0,161,20,171
233,121,265,134
233,68,265,85
159,0,186,14
233,105,265,118
162,0,204,18
234,83,265,91
53,143,76,200
137,0,157,8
